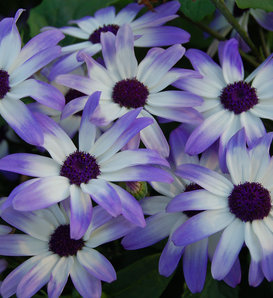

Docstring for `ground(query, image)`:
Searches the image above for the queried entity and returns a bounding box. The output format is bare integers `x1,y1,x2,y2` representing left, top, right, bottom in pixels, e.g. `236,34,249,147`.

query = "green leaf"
103,254,171,298
27,0,124,38
179,0,215,22
182,271,239,298
235,0,273,12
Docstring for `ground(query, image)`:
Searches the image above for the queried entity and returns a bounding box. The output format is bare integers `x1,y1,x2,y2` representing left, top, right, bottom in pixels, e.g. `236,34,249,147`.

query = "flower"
209,0,273,53
173,38,273,171
0,203,136,298
56,24,203,157
172,129,273,286
46,1,190,79
122,125,239,292
0,9,65,145
0,91,172,240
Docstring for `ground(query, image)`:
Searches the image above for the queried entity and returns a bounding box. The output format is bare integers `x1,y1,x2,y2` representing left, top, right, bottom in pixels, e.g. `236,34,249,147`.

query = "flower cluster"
0,1,272,297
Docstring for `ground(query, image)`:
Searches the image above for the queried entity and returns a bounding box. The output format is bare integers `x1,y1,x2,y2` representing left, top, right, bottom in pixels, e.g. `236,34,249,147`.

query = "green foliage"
182,271,239,298
27,0,130,37
235,0,273,12
103,254,171,298
179,0,215,21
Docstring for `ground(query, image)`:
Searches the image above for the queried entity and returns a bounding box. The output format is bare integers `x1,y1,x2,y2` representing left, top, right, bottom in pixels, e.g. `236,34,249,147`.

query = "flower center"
220,81,258,114
183,183,203,218
65,89,85,116
89,24,120,44
112,78,149,108
0,70,10,99
233,4,249,18
48,224,84,257
60,150,100,185
228,182,271,222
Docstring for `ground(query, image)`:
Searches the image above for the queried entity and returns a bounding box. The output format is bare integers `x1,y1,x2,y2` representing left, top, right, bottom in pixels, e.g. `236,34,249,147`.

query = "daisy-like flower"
172,129,273,286
0,91,172,240
0,203,136,298
0,9,65,145
209,0,273,54
122,126,240,292
56,24,203,157
46,0,190,79
174,38,273,171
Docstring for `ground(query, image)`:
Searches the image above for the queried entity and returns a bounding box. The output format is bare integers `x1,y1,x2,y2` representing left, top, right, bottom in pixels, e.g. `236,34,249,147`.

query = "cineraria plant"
0,0,273,297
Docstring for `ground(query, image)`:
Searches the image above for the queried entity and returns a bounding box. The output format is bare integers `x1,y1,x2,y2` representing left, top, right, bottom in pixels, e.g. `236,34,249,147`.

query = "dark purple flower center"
183,183,203,218
233,3,249,18
60,150,100,185
89,24,120,44
0,70,10,99
48,224,84,257
228,182,271,222
220,81,258,114
112,78,149,108
65,89,85,116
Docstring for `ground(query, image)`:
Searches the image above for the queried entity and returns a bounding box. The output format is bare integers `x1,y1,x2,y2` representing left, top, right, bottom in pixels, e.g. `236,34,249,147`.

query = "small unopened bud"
125,181,148,200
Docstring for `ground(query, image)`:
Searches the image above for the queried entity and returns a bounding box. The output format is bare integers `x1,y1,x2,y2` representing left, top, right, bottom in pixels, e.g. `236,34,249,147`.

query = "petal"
115,3,142,24
94,6,116,24
79,92,100,152
9,46,61,86
248,259,264,287
122,213,182,249
12,29,64,70
55,74,93,95
140,196,170,215
99,149,169,172
12,176,70,211
61,96,88,120
172,209,235,246
251,9,273,31
185,109,233,155
183,239,208,293
1,207,55,241
134,26,190,47
70,185,92,240
139,109,169,157
223,258,241,287
17,254,59,298
110,183,145,227
138,44,185,88
115,24,138,78
176,163,233,196
77,247,116,283
0,234,48,256
185,48,225,89
47,256,74,298
0,98,43,146
99,165,173,183
81,179,122,217
70,258,101,298
245,222,263,262
219,39,244,84
226,128,251,184
159,239,184,277
211,218,245,280
9,79,65,111
86,215,136,248
0,153,60,177
1,253,50,298
167,189,228,213
240,112,266,145
147,91,203,108
0,11,22,71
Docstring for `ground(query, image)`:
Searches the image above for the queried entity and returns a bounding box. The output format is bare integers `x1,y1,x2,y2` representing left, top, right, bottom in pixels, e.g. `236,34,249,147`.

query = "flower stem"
209,0,261,61
178,11,260,68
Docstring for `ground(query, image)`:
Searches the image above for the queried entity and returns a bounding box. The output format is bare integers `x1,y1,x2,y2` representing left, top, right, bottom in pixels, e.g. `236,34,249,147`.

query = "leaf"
182,270,239,298
27,0,124,37
235,0,273,12
179,0,215,22
103,254,171,298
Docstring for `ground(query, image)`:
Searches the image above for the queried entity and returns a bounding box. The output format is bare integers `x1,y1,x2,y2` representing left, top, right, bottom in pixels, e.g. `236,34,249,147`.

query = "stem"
209,0,261,61
259,28,270,58
178,11,225,41
178,11,260,68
